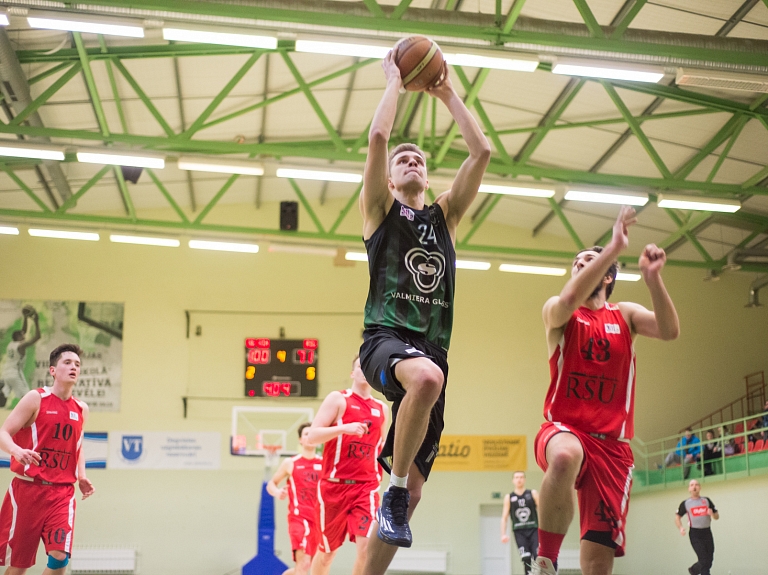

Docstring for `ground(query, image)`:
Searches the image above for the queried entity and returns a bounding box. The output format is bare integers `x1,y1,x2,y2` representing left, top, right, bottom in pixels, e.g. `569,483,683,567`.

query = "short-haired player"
533,207,680,575
307,356,387,575
501,471,539,575
267,423,323,575
0,343,95,574
0,306,41,408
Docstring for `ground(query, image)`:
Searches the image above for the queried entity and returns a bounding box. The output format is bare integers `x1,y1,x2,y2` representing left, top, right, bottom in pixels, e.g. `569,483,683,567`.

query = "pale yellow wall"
0,224,766,575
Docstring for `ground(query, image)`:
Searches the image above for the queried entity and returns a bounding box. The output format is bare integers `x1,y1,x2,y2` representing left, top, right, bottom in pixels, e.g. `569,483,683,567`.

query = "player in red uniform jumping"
532,207,680,575
307,355,387,575
0,343,95,575
267,423,323,575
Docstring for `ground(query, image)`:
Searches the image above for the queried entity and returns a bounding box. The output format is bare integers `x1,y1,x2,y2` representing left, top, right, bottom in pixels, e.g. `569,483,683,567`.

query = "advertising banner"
0,300,123,411
108,432,221,470
432,435,526,472
0,431,108,469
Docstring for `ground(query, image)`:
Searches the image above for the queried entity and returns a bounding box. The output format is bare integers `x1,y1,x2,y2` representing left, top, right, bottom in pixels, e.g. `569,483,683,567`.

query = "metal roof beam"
435,67,490,165
111,58,176,137
9,64,81,126
172,55,196,212
288,178,326,233
57,166,111,213
147,169,190,223
572,0,605,38
610,0,647,39
664,208,713,262
2,168,51,212
502,0,527,34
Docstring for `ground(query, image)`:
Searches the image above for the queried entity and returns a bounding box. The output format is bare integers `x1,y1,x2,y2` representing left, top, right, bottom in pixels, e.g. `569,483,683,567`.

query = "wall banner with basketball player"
432,435,526,472
108,432,221,470
0,299,123,412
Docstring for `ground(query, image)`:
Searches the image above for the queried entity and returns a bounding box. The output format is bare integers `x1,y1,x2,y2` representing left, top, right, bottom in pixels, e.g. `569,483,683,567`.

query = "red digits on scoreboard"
303,339,318,350
295,349,315,364
248,349,271,364
262,382,291,397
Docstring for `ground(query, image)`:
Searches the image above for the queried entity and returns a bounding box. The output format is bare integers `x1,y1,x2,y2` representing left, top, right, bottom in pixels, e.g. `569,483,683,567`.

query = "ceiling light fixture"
276,168,362,183
676,68,768,94
295,40,390,59
455,259,491,270
189,239,259,253
552,58,664,83
77,150,165,169
479,183,555,198
28,228,99,241
0,142,66,161
657,194,740,213
0,15,9,26
0,226,19,235
565,190,649,206
345,251,368,262
499,263,566,276
616,272,641,282
110,234,180,247
443,52,538,72
27,16,144,38
177,156,264,176
163,28,277,49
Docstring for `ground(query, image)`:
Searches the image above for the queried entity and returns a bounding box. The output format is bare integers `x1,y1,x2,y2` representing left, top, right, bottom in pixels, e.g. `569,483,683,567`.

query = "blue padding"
47,554,69,569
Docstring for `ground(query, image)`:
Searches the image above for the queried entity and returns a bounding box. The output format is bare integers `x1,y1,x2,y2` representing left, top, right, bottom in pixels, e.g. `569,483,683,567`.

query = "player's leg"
311,482,349,575
579,539,614,575
0,480,45,574
309,550,337,575
294,549,312,575
362,464,425,575
41,485,76,575
351,536,370,575
514,529,534,575
533,430,583,574
349,482,379,575
40,550,68,575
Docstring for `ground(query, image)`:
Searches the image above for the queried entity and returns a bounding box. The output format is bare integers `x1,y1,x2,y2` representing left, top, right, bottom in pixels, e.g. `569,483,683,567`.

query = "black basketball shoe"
376,486,412,547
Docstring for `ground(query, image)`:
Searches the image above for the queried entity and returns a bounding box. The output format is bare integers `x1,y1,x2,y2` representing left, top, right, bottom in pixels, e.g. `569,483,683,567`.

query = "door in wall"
480,504,513,575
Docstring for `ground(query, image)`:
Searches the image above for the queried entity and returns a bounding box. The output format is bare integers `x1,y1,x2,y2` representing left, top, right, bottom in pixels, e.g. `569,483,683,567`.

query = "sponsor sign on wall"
108,432,221,469
0,300,123,411
0,431,108,469
432,435,526,472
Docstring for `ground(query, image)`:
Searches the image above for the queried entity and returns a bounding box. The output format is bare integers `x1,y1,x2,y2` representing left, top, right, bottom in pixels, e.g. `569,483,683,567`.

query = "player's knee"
314,551,335,566
547,445,583,476
407,363,443,402
47,552,69,570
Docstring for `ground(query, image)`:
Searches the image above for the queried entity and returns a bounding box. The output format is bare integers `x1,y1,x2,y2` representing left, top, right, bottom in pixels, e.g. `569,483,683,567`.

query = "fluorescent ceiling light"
163,28,277,49
565,190,649,206
657,194,740,213
443,53,538,72
479,183,555,198
552,59,664,83
177,156,264,176
27,16,144,38
189,239,259,253
295,40,389,59
28,228,99,241
456,259,491,270
676,68,768,94
0,15,9,26
277,168,362,183
0,142,66,161
268,243,337,256
616,272,641,282
110,234,180,247
499,263,566,276
0,226,19,235
345,251,368,262
77,150,164,169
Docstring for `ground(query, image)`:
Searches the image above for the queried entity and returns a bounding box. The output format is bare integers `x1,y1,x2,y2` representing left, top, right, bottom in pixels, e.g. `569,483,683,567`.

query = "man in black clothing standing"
675,479,719,575
501,471,539,574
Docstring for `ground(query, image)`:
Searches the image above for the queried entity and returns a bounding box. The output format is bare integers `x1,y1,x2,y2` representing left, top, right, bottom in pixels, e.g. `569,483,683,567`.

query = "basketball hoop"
263,444,283,473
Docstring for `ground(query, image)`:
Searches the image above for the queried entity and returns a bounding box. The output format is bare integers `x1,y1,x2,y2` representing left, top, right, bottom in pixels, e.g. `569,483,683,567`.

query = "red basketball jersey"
544,303,636,440
10,388,85,483
321,390,386,482
288,454,322,519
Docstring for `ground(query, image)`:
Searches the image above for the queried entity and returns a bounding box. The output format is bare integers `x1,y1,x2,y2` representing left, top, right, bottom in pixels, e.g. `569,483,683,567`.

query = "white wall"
1,222,767,574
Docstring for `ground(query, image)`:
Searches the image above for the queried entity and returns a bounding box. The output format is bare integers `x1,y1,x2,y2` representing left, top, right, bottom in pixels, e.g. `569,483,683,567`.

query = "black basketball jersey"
363,199,456,349
509,489,538,530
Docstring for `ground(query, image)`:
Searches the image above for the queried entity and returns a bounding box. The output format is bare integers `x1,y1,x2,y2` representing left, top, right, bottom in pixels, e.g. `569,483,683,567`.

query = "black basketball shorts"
359,326,448,481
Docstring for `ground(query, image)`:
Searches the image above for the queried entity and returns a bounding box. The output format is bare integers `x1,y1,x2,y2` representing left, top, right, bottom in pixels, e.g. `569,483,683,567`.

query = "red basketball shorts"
288,515,319,560
316,480,380,553
535,422,634,557
0,478,77,568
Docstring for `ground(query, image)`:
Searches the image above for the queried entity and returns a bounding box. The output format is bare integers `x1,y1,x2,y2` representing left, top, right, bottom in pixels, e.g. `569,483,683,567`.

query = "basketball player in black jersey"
501,471,540,575
359,51,490,575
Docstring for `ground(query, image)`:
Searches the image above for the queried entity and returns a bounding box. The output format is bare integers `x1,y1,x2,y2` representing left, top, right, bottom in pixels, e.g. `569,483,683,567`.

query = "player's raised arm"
618,244,680,341
430,72,491,236
543,206,637,331
0,390,42,466
361,51,402,239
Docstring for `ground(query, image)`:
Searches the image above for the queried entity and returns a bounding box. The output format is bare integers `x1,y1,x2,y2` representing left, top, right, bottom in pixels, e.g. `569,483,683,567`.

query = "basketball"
393,36,446,92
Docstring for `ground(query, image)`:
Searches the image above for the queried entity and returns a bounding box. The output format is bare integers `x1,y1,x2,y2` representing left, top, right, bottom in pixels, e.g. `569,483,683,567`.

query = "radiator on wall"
70,548,137,574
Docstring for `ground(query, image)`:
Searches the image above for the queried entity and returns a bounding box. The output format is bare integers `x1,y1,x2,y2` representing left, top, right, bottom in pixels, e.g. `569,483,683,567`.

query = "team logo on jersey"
400,205,415,221
405,247,445,294
313,463,322,470
69,411,79,421
604,323,621,334
515,508,531,523
121,435,143,461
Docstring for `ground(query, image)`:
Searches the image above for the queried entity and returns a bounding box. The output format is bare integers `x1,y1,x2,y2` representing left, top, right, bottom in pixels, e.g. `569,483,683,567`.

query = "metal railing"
632,411,768,492
682,371,765,432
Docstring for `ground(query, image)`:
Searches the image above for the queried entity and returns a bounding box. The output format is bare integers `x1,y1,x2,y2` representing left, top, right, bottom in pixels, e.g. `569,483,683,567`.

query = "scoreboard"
244,338,318,397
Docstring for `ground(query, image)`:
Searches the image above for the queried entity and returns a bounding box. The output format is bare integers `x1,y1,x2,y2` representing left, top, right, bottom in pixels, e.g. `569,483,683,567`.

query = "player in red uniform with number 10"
0,343,95,575
532,207,680,575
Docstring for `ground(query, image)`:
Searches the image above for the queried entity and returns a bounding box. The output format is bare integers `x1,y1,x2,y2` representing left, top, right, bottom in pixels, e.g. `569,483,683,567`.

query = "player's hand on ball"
344,422,368,437
78,477,95,500
639,244,666,277
12,448,41,466
610,206,637,252
382,51,403,91
425,63,452,100
21,305,35,317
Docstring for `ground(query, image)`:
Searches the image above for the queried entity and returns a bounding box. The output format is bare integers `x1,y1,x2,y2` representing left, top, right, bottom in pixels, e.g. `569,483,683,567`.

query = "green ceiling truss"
0,0,767,273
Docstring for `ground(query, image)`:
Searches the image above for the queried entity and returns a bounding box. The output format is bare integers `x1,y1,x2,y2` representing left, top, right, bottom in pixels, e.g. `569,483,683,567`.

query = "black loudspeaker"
121,166,143,184
280,201,299,231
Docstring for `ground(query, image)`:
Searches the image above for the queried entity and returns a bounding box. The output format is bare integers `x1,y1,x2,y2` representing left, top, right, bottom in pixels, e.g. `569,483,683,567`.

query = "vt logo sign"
121,435,143,461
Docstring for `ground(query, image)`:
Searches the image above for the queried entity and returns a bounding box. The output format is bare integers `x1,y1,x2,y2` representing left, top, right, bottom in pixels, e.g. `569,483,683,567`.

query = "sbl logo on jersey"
604,323,621,334
69,411,79,421
121,435,143,461
405,247,445,294
400,205,415,221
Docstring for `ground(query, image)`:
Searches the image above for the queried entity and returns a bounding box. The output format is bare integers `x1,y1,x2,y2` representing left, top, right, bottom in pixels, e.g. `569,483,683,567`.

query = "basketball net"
263,445,282,475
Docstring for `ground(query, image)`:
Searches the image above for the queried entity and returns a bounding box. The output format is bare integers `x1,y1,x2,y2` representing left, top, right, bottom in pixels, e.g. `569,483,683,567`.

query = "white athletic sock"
389,473,408,489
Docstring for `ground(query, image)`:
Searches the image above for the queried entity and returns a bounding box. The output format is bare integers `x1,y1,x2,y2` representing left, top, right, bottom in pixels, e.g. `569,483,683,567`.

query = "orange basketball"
393,36,446,92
